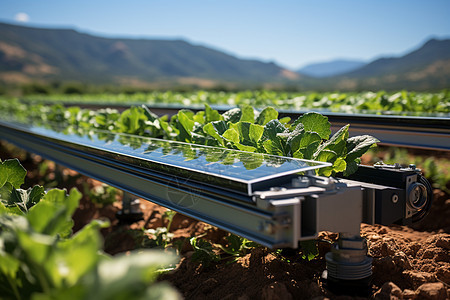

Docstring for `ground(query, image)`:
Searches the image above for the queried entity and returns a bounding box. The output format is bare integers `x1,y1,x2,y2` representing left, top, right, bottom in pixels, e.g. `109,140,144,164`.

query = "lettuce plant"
155,104,378,176
0,158,180,300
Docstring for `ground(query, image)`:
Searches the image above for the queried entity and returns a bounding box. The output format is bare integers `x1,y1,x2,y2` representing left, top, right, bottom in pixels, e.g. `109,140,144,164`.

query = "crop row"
20,90,450,114
0,98,378,177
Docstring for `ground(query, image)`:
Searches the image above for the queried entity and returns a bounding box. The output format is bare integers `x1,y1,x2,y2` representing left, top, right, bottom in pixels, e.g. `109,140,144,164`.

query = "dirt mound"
159,223,450,299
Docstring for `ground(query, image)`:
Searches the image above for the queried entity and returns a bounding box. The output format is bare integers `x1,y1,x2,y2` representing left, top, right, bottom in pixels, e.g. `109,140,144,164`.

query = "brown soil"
62,177,450,299
1,141,449,299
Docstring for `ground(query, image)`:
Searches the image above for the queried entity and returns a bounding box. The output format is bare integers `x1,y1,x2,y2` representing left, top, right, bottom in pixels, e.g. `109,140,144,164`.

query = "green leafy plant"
188,232,260,267
162,209,177,231
0,100,379,177
144,227,175,249
15,90,450,114
84,183,120,207
154,106,378,177
219,234,259,260
189,236,221,267
0,158,180,300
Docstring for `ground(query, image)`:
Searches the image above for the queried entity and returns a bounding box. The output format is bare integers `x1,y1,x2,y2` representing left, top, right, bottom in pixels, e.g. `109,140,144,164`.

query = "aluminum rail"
25,101,450,151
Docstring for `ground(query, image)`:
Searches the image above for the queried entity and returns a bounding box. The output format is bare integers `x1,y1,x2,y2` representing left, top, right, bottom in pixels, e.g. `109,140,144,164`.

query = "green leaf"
344,159,360,176
17,230,53,264
207,120,228,135
288,130,322,154
205,104,223,123
318,157,347,177
114,106,147,134
229,122,248,141
293,141,322,160
27,188,81,237
346,135,379,161
293,112,331,140
329,124,350,144
177,111,195,141
256,107,278,125
315,149,337,163
55,220,106,286
203,121,228,146
333,157,347,173
229,122,264,147
263,140,282,156
313,150,339,176
300,239,319,261
292,150,304,159
222,108,242,123
6,186,45,214
219,234,257,257
190,237,220,267
317,124,349,157
193,111,205,124
0,201,6,213
90,250,179,299
261,119,285,141
27,186,45,208
141,104,159,122
0,159,26,189
160,119,178,139
239,105,255,123
249,123,264,144
0,252,20,279
261,120,287,155
222,128,240,144
279,116,291,124
27,201,69,236
43,188,81,214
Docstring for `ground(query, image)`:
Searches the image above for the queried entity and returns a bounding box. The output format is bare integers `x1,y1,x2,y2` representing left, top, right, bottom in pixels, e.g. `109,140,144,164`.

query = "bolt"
392,194,399,203
263,222,275,234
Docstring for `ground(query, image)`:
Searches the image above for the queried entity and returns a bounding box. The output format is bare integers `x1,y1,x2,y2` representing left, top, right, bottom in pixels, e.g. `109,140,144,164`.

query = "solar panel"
12,122,331,195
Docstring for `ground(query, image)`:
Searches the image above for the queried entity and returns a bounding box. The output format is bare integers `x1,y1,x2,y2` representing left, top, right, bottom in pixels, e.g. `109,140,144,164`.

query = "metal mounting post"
323,232,372,297
116,192,144,223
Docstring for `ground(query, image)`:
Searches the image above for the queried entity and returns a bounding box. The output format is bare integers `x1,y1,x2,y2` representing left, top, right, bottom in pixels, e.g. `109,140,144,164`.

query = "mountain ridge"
330,38,450,90
297,59,366,78
0,22,299,86
0,22,449,91
343,38,450,77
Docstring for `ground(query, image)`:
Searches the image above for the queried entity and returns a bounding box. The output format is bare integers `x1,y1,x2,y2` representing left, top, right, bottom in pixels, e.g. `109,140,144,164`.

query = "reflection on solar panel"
5,121,331,195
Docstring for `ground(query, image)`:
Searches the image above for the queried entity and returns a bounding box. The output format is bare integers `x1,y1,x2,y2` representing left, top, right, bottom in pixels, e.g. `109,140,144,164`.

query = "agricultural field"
21,90,450,115
0,93,449,299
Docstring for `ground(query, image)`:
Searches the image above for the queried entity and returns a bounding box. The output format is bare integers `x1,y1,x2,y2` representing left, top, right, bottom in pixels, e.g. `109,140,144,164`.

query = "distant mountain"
333,38,450,90
0,22,448,91
0,22,298,86
297,59,366,78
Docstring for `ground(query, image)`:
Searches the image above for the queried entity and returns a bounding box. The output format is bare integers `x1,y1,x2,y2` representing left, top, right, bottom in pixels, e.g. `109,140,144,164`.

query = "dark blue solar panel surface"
13,122,331,194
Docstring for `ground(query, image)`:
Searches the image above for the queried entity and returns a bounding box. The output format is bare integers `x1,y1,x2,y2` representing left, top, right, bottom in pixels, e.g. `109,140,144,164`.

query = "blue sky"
1,0,449,69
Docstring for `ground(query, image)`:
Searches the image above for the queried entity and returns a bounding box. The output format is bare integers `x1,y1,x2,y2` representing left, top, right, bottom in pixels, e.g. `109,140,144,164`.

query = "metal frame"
0,118,432,250
0,120,366,248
